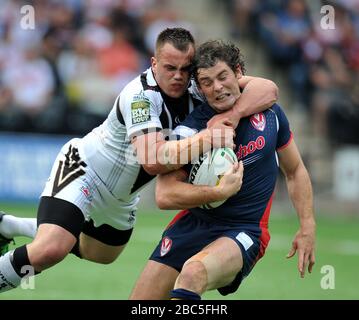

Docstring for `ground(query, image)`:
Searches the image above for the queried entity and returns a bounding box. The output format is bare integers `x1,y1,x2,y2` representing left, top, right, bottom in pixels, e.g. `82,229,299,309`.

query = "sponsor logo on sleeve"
131,94,151,124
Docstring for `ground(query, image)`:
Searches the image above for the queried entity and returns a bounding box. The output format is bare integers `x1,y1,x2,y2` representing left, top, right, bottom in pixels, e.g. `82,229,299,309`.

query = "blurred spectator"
327,74,359,145
77,9,113,51
309,47,353,139
341,13,359,71
109,6,150,60
210,0,261,39
1,45,57,132
0,82,19,131
57,32,111,134
97,27,140,78
143,4,195,55
276,0,311,56
57,8,142,134
258,0,311,105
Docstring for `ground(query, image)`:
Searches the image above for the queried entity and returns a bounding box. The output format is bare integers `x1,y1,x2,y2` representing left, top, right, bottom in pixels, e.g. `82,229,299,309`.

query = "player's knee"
178,260,208,293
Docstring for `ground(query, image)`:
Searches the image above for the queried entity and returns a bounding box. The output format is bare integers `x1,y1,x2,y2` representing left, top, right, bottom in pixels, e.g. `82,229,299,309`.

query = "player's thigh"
130,260,179,300
79,233,126,264
189,236,243,291
79,220,133,264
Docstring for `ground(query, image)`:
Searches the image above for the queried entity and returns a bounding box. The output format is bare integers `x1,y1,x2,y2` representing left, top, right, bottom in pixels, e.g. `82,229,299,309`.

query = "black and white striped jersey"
79,67,203,205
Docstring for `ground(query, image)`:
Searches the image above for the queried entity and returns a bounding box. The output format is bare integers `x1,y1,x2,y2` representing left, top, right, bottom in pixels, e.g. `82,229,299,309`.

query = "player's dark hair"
156,28,195,53
193,40,246,82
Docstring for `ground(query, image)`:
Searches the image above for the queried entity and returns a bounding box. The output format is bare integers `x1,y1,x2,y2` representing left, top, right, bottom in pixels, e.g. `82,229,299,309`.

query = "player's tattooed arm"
132,120,235,175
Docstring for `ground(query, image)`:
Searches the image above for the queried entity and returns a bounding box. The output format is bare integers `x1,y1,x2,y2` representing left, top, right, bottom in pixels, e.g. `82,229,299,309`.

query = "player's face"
197,61,242,113
151,43,194,98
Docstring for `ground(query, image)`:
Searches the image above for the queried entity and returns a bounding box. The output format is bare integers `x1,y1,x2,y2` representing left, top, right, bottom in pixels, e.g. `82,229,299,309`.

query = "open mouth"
216,93,230,101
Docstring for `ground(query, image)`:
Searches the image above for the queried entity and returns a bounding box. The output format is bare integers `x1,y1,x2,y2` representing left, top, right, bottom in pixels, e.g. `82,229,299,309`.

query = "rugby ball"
189,147,238,209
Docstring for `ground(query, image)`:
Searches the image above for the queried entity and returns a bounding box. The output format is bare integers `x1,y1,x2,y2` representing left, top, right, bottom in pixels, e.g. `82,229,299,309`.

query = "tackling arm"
132,120,234,175
236,76,278,116
278,139,316,278
155,162,243,210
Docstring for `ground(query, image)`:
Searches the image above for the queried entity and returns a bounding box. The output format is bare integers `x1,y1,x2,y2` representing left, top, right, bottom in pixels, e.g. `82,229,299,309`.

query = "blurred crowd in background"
0,0,194,135
216,0,359,146
0,0,358,147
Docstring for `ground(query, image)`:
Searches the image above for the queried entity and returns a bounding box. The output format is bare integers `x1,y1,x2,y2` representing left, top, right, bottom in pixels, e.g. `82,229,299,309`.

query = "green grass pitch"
1,202,358,300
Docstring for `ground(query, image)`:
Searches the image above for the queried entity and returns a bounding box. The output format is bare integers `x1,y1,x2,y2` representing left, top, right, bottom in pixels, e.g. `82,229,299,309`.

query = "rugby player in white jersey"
0,28,278,293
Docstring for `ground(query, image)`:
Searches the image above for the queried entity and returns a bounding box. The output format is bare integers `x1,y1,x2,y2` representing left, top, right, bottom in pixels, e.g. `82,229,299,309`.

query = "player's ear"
235,65,243,80
151,57,157,73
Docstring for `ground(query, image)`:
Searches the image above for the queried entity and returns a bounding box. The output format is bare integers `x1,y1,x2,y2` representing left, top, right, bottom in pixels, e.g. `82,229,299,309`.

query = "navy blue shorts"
150,210,270,295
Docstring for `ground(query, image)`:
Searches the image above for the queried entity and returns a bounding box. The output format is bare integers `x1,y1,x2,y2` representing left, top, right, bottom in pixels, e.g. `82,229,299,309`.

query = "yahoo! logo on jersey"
236,136,265,159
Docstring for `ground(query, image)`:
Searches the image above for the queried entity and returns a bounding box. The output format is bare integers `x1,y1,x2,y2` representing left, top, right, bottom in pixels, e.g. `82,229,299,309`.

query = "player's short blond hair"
155,27,195,55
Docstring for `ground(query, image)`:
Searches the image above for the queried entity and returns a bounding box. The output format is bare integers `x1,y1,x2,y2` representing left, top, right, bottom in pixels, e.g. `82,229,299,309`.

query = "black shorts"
37,196,133,246
150,210,270,295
